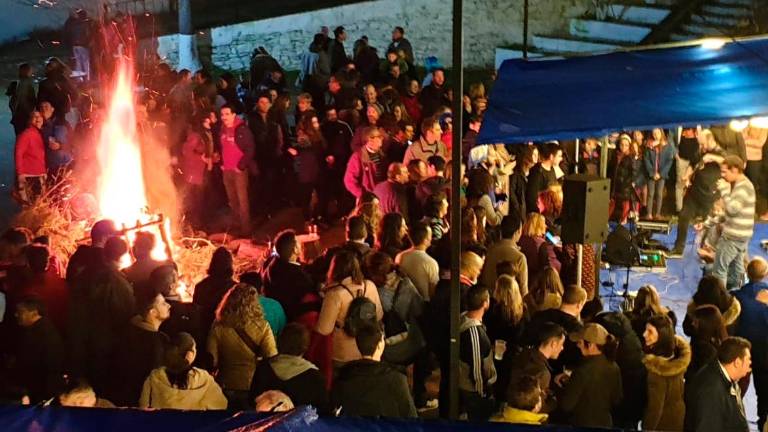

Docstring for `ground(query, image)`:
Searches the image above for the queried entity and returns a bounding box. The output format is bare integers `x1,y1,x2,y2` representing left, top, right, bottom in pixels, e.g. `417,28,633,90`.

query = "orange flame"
97,59,172,267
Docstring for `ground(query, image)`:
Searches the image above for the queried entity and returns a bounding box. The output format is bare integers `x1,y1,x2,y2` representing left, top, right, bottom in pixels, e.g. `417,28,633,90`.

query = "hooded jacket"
139,367,227,410
332,359,417,418
249,354,328,413
458,314,497,397
642,336,692,431
683,298,741,336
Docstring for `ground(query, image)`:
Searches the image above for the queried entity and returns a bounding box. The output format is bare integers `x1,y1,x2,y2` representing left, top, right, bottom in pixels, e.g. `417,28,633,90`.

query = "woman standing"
315,250,383,367
181,113,214,229
194,248,237,340
611,134,636,224
485,274,526,348
207,284,277,410
683,275,741,335
641,315,691,431
289,115,327,222
685,304,727,379
14,110,46,203
377,213,410,259
524,267,564,313
353,192,382,248
643,128,675,220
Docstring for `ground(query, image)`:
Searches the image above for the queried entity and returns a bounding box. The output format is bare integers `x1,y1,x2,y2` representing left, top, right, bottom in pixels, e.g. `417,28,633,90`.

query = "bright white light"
701,38,726,50
730,119,749,132
750,117,768,129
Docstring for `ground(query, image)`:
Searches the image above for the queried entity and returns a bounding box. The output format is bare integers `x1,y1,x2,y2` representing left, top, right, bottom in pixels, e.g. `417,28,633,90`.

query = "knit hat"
569,323,609,345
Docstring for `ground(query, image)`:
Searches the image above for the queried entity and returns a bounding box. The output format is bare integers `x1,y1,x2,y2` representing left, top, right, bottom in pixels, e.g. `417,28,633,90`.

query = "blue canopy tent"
478,35,768,144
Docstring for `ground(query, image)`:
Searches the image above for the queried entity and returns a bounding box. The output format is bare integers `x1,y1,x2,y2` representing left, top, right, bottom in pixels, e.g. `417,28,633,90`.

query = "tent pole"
574,138,580,174
595,136,611,297
523,0,529,59
449,0,464,421
576,243,583,290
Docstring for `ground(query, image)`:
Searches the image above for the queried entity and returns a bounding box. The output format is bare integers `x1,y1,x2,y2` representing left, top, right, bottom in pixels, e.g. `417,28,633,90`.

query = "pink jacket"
15,127,46,176
181,131,208,185
344,148,383,199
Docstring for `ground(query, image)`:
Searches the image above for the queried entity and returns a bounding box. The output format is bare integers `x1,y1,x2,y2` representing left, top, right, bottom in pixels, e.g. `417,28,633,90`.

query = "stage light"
729,119,749,132
701,38,726,50
750,117,768,128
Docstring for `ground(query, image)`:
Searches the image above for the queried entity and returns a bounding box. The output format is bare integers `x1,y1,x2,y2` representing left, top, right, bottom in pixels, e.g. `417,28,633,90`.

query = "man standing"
419,69,450,118
526,142,562,213
247,95,282,219
480,213,528,296
733,257,768,430
63,9,91,81
220,104,256,235
328,26,349,73
373,162,410,217
387,26,414,67
713,155,755,289
344,127,388,201
396,223,439,301
262,230,317,322
321,107,354,216
504,322,565,411
458,284,497,420
403,116,448,166
671,129,725,256
685,337,751,432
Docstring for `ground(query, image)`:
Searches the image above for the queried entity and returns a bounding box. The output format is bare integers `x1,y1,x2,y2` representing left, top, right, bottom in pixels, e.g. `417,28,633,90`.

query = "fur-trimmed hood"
643,335,691,377
687,298,741,326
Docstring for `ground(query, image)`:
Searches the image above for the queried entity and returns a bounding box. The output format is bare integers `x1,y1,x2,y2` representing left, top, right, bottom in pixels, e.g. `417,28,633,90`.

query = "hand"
287,147,298,156
654,174,661,181
554,371,571,387
693,223,704,231
326,155,335,165
48,140,61,151
211,152,221,163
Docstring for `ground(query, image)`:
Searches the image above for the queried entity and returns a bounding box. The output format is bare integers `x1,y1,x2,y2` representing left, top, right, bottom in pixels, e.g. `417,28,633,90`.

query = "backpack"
338,282,377,336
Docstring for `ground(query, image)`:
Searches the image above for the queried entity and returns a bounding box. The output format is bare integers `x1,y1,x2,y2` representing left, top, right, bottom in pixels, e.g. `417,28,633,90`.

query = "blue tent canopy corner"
478,36,768,144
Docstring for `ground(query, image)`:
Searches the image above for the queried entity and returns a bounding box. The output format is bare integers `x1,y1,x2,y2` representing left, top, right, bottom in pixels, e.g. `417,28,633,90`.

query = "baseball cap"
569,323,609,345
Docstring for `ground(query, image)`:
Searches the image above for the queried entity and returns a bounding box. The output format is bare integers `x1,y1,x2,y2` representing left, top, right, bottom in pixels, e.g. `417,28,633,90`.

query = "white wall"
157,0,591,71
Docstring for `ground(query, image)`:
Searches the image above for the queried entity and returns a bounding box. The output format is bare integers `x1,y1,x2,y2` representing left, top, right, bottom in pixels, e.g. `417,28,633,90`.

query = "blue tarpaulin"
0,405,608,431
478,36,768,144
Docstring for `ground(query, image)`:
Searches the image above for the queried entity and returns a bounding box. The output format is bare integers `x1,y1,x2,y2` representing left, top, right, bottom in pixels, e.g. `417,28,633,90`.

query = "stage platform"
600,222,768,430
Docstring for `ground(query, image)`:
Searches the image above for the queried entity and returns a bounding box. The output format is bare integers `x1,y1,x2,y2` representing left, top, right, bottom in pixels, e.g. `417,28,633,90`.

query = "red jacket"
15,127,46,176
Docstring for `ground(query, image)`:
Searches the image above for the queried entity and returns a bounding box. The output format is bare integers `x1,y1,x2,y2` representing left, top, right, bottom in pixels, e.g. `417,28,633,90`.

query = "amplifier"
636,220,672,235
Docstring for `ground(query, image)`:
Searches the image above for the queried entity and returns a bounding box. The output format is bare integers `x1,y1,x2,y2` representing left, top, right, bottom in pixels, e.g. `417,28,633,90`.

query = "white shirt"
395,248,439,301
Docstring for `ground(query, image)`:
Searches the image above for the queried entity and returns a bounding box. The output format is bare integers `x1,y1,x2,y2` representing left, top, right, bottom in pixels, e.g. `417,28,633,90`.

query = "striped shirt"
720,176,755,240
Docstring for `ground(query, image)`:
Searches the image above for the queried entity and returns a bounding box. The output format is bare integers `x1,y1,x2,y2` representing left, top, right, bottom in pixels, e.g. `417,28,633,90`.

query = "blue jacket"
643,144,675,180
733,281,768,352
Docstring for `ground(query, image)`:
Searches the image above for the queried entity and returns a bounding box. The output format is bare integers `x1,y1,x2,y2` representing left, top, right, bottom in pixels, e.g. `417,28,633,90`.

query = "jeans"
222,169,251,233
646,177,665,217
675,157,691,212
712,235,749,290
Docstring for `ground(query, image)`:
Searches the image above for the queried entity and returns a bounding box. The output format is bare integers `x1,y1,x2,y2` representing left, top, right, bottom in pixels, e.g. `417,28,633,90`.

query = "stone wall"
157,0,591,72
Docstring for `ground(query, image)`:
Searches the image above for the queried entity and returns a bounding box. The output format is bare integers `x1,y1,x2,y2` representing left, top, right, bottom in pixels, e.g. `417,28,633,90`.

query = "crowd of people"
2,8,768,431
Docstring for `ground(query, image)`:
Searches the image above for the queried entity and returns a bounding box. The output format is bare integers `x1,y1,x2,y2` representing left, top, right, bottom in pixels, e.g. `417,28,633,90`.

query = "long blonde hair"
494,275,524,324
531,267,564,307
215,283,266,330
522,213,547,237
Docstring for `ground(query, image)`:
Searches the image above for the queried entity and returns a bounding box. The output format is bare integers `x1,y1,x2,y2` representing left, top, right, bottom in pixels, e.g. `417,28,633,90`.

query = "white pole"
576,243,583,290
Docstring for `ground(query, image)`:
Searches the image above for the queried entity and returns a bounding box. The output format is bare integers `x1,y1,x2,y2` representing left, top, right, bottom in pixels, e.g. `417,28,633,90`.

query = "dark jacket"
525,309,582,373
332,359,417,418
250,354,329,414
503,347,552,410
508,170,527,217
687,338,718,381
711,125,747,163
419,83,449,118
160,297,204,348
12,317,64,403
328,38,348,73
109,316,169,406
192,276,235,343
595,312,647,428
733,280,768,355
458,314,497,397
613,153,636,200
643,336,691,431
684,360,749,432
262,258,317,322
525,164,557,213
558,353,623,428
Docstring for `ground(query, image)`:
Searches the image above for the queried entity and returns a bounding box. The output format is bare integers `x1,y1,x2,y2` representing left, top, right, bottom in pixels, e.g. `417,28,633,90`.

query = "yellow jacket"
491,406,548,425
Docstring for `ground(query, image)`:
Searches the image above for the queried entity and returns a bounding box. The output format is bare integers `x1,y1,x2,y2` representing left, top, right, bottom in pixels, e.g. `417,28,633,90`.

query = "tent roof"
477,36,768,144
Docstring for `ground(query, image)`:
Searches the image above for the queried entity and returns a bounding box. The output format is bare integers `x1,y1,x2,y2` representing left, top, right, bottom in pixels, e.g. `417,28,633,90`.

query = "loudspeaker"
561,174,611,244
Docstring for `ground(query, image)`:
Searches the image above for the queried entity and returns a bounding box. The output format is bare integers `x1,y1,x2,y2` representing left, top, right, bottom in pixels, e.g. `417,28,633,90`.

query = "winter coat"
684,360,749,432
249,354,329,413
262,258,318,322
12,317,64,403
139,367,227,410
479,239,528,297
15,126,46,176
683,298,741,336
206,320,277,392
315,278,383,363
219,118,258,175
403,136,448,166
642,336,692,431
503,347,552,410
110,316,169,406
332,359,417,418
613,154,636,200
491,406,548,425
181,130,210,185
558,353,623,428
192,276,235,343
644,143,676,180
733,280,768,355
344,148,387,199
378,272,426,365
